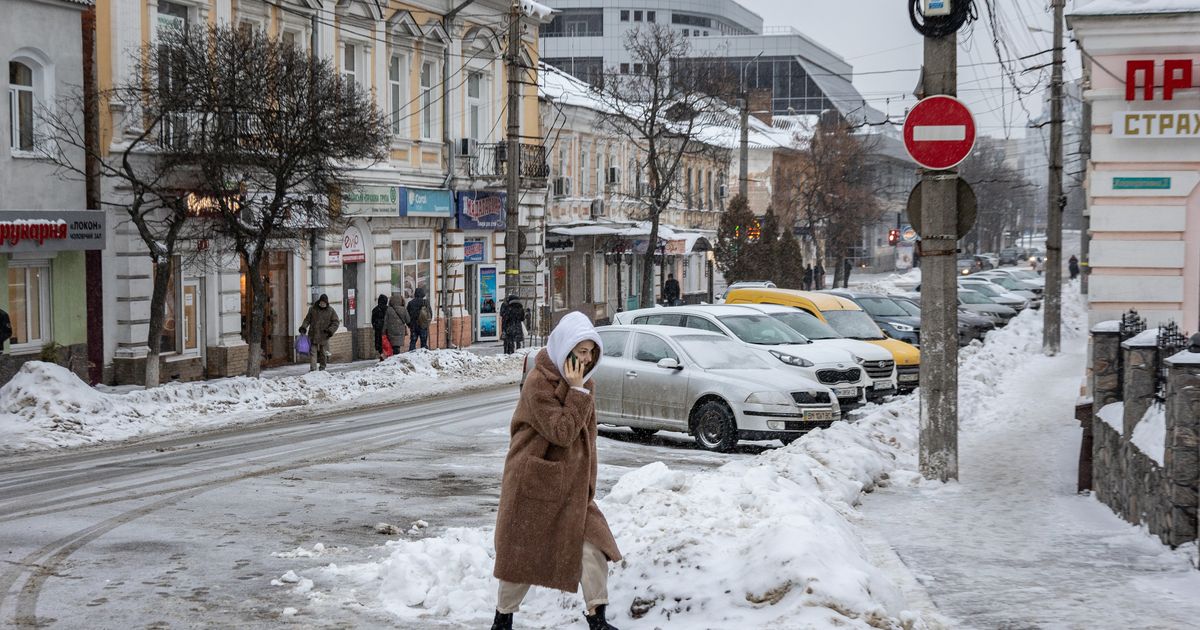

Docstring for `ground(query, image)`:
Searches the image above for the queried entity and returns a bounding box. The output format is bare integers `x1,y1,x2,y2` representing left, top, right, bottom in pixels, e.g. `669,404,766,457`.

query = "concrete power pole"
917,32,960,483
738,53,760,199
504,0,522,296
1043,0,1065,354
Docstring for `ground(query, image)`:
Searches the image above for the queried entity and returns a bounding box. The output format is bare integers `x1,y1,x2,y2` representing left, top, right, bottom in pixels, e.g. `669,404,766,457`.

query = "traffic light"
888,228,900,246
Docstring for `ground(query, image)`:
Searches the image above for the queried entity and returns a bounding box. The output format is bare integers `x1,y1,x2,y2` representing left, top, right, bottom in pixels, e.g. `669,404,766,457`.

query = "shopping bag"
295,334,311,355
381,335,394,358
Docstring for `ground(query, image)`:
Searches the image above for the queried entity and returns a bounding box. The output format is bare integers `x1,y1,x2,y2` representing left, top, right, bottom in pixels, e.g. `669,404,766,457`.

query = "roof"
724,287,861,311
600,324,723,338
827,290,901,300
621,304,765,318
797,56,887,126
1071,0,1200,16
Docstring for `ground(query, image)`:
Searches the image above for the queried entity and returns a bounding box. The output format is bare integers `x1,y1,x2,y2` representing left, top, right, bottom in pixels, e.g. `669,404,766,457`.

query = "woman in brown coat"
491,311,621,630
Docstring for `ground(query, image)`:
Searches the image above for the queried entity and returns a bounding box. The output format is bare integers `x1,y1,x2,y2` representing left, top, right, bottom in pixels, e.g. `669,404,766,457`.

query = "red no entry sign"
903,95,977,170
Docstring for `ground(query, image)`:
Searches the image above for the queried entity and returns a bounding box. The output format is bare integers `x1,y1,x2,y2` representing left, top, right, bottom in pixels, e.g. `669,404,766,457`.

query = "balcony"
467,143,550,183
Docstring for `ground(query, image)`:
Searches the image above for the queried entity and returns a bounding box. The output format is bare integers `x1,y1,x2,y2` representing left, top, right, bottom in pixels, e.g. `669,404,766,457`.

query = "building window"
157,0,188,32
7,263,50,351
620,10,629,21
389,54,407,137
619,63,629,75
580,143,589,196
341,42,360,87
633,63,643,75
391,238,432,302
551,255,569,311
420,61,436,140
158,257,201,355
583,252,593,304
647,11,656,22
7,62,35,152
467,71,486,141
593,252,607,303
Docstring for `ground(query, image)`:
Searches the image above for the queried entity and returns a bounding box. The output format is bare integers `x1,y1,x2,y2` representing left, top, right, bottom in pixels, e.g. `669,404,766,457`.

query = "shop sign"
665,240,687,255
1112,177,1172,190
340,226,366,263
0,211,106,253
456,191,506,230
342,186,399,217
326,249,342,265
400,187,454,218
1113,110,1200,138
546,235,575,253
896,241,915,271
1125,59,1197,101
464,238,487,263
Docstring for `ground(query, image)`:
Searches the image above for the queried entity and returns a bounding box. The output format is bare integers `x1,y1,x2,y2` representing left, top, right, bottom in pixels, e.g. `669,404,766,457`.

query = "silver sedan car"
592,325,840,451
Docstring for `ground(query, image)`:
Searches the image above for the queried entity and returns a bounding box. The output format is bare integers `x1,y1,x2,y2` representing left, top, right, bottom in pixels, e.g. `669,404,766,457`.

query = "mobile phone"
568,355,579,371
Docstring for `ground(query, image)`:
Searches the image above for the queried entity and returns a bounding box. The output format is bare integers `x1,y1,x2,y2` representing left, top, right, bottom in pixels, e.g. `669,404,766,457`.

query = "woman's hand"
564,357,587,389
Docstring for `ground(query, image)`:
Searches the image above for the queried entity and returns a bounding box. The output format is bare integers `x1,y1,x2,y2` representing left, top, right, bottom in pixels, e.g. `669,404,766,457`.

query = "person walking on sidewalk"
815,261,826,290
842,258,852,289
406,287,431,351
662,273,681,306
385,293,410,355
371,295,389,361
500,294,525,355
298,294,339,371
0,307,11,353
491,312,621,630
1068,255,1080,280
803,264,814,291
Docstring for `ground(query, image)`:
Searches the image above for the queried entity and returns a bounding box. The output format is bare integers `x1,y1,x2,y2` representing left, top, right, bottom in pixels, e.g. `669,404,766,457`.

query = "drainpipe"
309,12,321,302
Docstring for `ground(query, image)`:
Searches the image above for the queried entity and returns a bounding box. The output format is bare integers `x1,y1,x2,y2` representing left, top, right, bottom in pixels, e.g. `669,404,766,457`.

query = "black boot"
490,610,513,630
584,604,619,630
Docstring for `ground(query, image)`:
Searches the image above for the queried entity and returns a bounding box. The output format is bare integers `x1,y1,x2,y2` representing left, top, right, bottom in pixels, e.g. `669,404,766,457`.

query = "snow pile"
1131,404,1167,466
854,269,922,295
0,349,525,452
1097,402,1124,432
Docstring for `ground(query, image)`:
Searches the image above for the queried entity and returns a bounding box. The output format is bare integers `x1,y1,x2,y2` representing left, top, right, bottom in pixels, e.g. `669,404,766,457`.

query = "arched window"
8,61,34,151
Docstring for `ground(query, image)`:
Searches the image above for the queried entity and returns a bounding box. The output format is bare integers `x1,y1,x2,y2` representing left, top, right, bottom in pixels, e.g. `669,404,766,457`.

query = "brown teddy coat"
493,349,621,592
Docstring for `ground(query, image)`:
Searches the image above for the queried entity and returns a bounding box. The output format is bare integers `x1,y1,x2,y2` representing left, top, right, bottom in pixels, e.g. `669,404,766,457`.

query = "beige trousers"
496,541,608,614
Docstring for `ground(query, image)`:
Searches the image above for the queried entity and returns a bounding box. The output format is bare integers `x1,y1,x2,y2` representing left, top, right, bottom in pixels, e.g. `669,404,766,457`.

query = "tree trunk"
143,257,173,388
244,252,267,377
638,211,662,309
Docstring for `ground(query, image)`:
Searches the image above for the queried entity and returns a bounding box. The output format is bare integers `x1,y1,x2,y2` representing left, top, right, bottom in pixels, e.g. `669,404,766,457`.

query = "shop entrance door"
465,264,478,341
343,263,359,358
476,264,499,341
240,251,291,368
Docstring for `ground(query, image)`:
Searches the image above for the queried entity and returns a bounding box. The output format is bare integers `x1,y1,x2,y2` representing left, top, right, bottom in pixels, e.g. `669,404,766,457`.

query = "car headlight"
888,322,915,332
850,354,865,365
746,391,793,405
769,350,813,367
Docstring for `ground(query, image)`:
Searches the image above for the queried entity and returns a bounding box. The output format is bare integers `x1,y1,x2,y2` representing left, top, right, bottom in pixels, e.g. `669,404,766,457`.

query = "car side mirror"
656,358,682,370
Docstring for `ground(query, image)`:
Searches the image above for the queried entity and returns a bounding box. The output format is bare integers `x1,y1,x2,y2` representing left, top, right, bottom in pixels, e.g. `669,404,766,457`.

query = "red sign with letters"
1126,59,1197,101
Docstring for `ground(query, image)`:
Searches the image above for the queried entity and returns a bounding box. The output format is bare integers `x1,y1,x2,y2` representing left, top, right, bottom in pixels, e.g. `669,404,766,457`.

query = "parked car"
890,295,994,346
715,280,777,304
723,288,922,393
977,267,1045,288
971,272,1043,306
999,248,1021,266
958,279,1030,312
978,253,1000,269
728,303,900,401
956,258,977,276
827,290,921,346
612,305,870,410
957,289,1017,324
560,325,840,451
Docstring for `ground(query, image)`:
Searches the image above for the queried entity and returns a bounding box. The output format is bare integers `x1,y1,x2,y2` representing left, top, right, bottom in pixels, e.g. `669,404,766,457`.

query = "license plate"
899,373,919,382
834,386,858,398
872,380,893,389
804,410,836,422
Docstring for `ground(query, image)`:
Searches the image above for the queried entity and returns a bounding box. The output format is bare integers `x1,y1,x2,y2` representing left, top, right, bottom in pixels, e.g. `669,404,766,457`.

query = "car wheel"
691,400,738,452
630,428,658,440
778,435,799,446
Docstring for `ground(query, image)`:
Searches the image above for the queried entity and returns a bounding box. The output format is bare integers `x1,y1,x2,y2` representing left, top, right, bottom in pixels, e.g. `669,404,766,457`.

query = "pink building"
1069,1,1200,330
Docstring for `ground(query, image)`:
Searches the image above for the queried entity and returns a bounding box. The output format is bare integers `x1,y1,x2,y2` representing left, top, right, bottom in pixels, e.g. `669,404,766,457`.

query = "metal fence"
1155,321,1190,404
1117,309,1146,394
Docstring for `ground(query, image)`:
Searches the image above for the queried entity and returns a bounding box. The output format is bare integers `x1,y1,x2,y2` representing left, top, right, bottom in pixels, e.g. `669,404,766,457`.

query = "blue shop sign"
399,187,454,217
456,191,507,230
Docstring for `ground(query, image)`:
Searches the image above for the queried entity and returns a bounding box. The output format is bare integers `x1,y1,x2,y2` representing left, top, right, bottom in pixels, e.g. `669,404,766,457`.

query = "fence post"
1163,344,1200,551
1122,334,1158,438
1087,324,1122,495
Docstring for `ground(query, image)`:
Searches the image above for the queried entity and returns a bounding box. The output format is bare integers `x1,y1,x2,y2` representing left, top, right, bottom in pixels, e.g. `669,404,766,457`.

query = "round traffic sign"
903,95,977,170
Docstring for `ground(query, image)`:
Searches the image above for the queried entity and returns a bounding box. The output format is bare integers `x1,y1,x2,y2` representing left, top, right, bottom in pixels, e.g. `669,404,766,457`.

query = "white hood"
813,338,894,362
547,311,604,382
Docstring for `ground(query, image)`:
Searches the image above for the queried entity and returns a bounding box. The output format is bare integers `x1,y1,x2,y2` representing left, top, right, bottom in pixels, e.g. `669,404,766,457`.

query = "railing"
1117,308,1146,394
1155,321,1189,404
469,143,550,181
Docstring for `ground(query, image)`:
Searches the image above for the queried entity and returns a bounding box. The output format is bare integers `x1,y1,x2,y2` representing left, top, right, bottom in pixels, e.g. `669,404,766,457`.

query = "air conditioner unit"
590,198,604,217
606,166,622,186
457,138,477,157
553,176,572,198
717,183,727,199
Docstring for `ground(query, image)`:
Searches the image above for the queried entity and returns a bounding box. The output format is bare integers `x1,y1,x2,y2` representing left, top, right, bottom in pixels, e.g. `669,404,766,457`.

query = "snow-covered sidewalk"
861,323,1200,627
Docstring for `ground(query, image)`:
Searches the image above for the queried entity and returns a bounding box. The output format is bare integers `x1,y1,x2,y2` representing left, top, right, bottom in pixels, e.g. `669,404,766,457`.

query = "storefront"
0,211,106,384
1069,5,1200,330
457,191,506,342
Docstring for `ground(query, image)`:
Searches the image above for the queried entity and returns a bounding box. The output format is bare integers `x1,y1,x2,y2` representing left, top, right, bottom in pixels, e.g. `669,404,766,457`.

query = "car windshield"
1012,270,1039,280
962,282,1002,297
893,299,921,317
857,297,908,317
676,335,770,369
717,314,809,345
990,277,1020,290
822,310,885,340
769,311,841,340
959,290,994,305
956,259,974,269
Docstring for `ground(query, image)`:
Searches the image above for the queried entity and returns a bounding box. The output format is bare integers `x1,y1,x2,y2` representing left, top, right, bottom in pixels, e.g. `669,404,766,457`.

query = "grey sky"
736,0,1083,140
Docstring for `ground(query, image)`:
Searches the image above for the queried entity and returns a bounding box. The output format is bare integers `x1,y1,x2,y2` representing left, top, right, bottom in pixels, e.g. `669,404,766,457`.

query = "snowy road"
861,338,1200,628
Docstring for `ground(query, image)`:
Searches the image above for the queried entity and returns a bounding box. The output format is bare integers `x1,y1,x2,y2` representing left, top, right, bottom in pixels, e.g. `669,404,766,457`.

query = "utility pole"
504,0,522,298
1043,0,1065,354
738,52,761,199
1079,68,1092,295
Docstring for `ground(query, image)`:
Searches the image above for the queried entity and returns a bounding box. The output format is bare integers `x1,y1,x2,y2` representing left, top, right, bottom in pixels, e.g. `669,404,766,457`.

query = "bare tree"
38,47,212,387
959,141,1034,253
591,24,730,308
157,25,388,377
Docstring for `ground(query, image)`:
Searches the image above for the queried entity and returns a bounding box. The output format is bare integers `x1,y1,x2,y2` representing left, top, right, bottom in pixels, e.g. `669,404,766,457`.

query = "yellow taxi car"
724,287,921,392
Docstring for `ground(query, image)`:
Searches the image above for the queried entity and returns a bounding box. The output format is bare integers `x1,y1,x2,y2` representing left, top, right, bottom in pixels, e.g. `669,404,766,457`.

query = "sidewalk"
860,340,1200,628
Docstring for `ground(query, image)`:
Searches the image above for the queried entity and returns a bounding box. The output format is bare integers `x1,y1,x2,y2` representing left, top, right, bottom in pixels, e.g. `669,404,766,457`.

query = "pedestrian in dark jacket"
299,293,340,371
371,295,389,360
491,312,621,630
842,258,852,289
500,295,525,355
662,274,681,306
385,293,410,353
406,287,431,351
0,307,11,353
815,262,826,290
803,265,814,291
1068,255,1080,280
